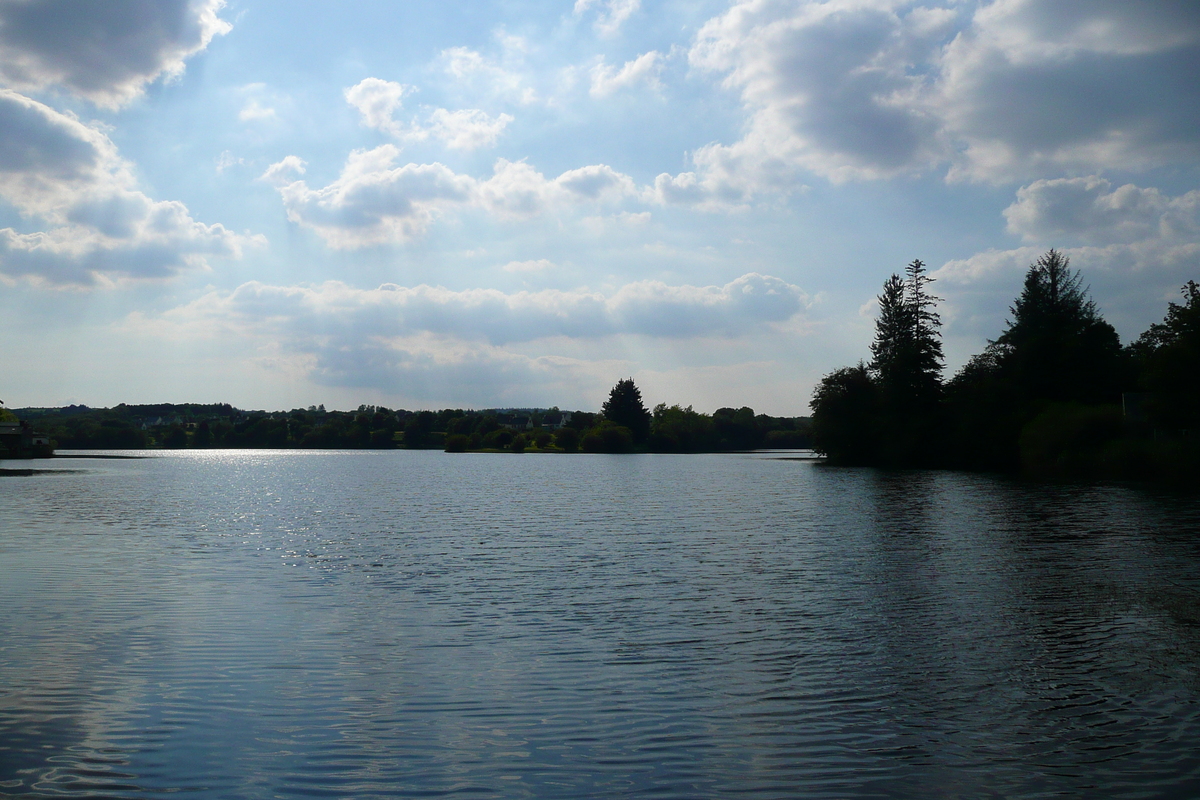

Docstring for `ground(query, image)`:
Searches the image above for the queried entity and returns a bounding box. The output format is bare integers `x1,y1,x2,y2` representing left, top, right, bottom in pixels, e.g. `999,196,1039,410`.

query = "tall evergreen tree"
869,261,943,404
602,378,651,443
904,258,943,402
863,260,944,464
869,273,909,392
994,250,1121,404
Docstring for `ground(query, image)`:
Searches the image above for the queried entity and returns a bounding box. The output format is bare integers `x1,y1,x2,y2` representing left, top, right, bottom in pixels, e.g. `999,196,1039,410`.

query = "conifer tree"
994,250,1121,404
904,258,943,402
869,260,943,408
601,378,651,443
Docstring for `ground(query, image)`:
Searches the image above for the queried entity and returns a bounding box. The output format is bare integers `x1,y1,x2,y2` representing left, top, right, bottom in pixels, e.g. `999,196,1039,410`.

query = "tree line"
10,392,812,454
811,250,1200,482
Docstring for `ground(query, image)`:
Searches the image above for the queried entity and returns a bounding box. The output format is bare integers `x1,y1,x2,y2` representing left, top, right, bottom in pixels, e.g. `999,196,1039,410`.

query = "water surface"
2,450,1199,798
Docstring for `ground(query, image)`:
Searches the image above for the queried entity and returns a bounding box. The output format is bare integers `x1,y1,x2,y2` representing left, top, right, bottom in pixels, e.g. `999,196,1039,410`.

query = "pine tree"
904,258,943,402
995,250,1121,404
869,260,943,407
601,378,651,443
869,273,909,392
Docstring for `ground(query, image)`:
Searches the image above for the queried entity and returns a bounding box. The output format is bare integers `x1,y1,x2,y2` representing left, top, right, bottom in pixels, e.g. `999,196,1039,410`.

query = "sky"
1,0,1198,415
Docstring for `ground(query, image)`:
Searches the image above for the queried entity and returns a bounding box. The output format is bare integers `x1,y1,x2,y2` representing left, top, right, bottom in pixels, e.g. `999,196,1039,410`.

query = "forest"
811,250,1200,483
8,395,811,455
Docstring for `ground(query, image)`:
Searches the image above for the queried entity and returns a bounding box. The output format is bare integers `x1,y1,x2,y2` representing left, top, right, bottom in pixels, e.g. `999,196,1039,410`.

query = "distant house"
541,412,572,430
0,420,54,459
498,414,534,431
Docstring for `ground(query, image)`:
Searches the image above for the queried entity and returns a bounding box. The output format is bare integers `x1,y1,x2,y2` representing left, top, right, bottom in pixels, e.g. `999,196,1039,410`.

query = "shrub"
484,429,514,449
444,434,470,453
581,422,634,453
554,427,579,452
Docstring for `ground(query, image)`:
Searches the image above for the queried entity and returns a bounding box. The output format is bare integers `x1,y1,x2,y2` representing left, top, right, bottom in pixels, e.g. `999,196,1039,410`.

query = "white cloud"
437,46,535,105
345,78,513,150
1003,177,1200,245
344,77,413,137
575,0,641,37
174,272,807,342
590,51,663,97
423,107,514,150
269,147,639,247
131,272,809,399
937,0,1200,181
686,0,950,188
238,99,276,122
502,259,556,273
0,90,254,286
215,150,244,173
0,0,231,108
671,0,1200,194
442,46,487,78
259,155,307,185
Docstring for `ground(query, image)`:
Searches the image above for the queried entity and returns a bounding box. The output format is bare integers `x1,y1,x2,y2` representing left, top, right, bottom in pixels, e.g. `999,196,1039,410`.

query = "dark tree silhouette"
870,260,943,409
1133,280,1200,430
994,249,1121,405
811,363,879,465
858,259,945,464
870,273,909,390
602,378,651,443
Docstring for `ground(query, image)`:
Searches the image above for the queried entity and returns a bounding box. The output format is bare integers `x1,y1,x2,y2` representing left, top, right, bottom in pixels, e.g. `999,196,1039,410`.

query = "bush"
534,431,552,449
509,434,527,453
581,422,634,453
554,427,579,452
1018,403,1124,478
444,434,470,453
484,429,514,449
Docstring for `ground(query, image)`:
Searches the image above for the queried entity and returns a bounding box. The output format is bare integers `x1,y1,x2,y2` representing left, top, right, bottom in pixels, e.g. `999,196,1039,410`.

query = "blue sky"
2,0,1198,414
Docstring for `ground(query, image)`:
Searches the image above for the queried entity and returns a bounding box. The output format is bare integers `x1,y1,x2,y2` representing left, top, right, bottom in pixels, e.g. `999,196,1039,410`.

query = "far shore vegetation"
2,388,812,456
811,250,1200,485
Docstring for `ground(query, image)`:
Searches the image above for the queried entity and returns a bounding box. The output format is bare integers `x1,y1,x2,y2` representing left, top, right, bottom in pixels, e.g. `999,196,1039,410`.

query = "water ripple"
1,451,1199,798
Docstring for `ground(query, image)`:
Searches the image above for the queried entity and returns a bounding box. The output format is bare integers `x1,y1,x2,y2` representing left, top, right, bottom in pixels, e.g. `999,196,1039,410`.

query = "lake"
2,450,1199,798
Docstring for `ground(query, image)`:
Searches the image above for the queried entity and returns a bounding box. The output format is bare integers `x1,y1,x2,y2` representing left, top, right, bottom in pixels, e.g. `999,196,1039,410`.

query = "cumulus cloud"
670,0,1200,194
0,0,231,108
575,0,641,37
0,90,254,286
1003,177,1200,245
938,0,1200,180
590,51,663,97
685,0,951,189
934,177,1200,338
131,272,807,398
268,147,639,247
147,272,808,344
345,78,513,150
344,77,413,137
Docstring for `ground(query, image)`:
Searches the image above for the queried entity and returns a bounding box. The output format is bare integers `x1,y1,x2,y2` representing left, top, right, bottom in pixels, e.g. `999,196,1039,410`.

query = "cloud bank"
0,90,253,286
0,0,231,108
130,272,808,398
655,0,1200,199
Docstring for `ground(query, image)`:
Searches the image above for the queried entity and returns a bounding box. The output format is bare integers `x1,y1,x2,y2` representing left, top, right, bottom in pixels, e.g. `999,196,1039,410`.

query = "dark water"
2,450,1199,798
